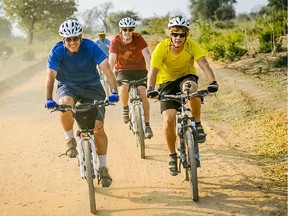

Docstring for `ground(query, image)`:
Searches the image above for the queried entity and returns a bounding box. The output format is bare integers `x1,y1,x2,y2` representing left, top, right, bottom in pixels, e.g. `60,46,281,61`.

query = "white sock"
64,129,74,140
98,155,107,168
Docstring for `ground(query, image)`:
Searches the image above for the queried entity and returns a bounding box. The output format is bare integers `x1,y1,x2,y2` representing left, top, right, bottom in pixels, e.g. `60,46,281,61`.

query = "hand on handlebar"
108,88,119,103
207,81,219,93
45,99,57,109
147,87,159,99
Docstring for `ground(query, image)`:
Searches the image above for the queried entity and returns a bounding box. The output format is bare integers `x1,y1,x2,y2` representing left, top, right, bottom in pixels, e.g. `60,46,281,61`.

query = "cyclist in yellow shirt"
147,16,219,176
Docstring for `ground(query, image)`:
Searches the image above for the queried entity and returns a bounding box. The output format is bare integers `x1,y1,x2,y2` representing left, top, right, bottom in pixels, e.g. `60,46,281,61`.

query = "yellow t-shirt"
151,37,206,84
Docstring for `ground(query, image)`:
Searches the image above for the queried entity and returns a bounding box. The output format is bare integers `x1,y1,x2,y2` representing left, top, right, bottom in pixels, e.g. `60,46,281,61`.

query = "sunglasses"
64,36,81,43
171,32,186,38
122,28,134,32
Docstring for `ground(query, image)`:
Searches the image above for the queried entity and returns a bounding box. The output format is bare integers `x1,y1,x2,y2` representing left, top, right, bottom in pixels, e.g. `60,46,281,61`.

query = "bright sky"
12,0,268,37
77,0,268,18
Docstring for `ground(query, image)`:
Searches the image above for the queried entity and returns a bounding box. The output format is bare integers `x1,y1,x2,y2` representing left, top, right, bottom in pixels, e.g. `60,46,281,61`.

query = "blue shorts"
57,84,106,121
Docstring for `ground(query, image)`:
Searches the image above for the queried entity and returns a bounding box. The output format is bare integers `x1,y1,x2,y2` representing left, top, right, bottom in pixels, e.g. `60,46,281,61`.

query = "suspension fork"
76,131,98,179
177,117,189,168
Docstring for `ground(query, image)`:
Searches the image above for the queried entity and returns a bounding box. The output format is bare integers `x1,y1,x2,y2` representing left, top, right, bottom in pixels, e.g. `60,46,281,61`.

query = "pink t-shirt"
109,33,148,71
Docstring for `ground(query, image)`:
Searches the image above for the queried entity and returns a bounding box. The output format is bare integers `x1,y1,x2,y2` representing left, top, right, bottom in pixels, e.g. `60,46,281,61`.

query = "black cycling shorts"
158,74,199,113
115,70,148,87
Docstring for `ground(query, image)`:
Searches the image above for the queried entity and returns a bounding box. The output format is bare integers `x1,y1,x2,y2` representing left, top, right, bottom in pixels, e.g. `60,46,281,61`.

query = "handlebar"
160,90,210,102
50,99,110,113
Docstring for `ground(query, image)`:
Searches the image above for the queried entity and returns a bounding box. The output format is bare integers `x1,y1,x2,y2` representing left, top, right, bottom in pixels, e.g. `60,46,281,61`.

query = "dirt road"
0,61,286,216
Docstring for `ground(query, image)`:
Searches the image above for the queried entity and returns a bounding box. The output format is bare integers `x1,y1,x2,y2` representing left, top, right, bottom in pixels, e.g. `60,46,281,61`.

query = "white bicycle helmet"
59,19,83,37
119,17,136,28
168,16,190,29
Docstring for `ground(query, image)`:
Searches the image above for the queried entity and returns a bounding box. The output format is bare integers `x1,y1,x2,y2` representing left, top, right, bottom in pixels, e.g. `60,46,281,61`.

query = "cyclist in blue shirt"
44,19,118,187
95,30,111,95
95,30,111,56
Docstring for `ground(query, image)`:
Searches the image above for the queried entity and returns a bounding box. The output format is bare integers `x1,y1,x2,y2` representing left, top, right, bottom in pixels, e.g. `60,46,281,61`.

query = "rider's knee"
181,80,197,93
58,96,74,106
163,117,175,128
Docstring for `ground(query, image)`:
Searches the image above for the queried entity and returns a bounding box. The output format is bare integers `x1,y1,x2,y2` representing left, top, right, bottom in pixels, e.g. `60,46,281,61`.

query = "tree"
215,4,236,20
142,15,170,35
108,11,140,34
268,0,288,10
2,0,77,44
80,1,113,35
189,0,237,21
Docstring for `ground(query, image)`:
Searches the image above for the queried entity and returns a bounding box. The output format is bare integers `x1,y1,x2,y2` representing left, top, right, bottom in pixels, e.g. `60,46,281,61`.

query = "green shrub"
258,30,280,53
272,55,288,68
256,9,287,53
206,42,226,60
140,30,149,35
225,42,247,61
214,21,235,29
202,30,247,61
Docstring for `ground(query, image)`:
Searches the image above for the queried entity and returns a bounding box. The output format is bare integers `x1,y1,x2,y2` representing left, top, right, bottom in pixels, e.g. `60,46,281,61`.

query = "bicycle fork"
177,118,199,169
177,119,189,168
76,132,98,179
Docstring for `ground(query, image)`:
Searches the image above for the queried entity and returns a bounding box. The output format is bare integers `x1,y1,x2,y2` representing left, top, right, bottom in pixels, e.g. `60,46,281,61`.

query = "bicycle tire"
133,104,145,159
83,140,96,214
176,132,189,181
185,129,199,202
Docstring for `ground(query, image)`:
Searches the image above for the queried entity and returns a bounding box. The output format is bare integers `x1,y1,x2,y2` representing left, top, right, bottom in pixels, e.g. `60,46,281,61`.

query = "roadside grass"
253,111,287,188
203,88,287,190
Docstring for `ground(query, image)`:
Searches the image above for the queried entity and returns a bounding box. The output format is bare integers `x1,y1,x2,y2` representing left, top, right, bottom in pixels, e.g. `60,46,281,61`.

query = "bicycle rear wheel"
133,104,145,159
83,140,96,213
185,129,199,202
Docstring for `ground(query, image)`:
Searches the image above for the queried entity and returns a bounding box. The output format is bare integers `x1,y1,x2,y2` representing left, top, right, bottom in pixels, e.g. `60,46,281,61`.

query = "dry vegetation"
205,48,287,189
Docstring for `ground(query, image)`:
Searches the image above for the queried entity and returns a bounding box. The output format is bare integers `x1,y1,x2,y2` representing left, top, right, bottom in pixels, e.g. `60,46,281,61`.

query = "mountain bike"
52,99,110,214
161,85,209,202
120,77,147,159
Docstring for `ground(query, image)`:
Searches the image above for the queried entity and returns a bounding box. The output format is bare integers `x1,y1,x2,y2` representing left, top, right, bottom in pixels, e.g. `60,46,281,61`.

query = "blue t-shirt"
47,38,107,86
95,38,111,56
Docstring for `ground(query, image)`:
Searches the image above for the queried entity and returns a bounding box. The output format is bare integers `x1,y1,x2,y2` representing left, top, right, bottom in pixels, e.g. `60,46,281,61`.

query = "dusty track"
0,60,286,216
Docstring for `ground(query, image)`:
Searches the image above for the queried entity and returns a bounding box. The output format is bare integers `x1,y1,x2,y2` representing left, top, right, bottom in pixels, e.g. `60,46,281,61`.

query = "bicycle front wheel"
83,140,96,214
176,133,189,181
185,129,199,202
133,104,145,159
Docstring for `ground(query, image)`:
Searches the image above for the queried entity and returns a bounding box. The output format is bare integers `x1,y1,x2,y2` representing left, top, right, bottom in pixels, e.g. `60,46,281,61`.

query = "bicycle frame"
129,83,145,134
121,77,147,158
77,132,98,179
177,101,196,170
162,89,209,202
